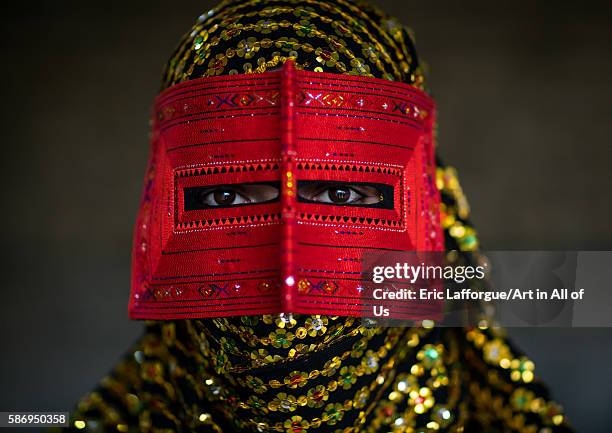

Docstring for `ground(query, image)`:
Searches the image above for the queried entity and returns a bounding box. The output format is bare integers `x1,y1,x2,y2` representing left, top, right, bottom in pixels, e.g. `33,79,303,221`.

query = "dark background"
1,1,611,432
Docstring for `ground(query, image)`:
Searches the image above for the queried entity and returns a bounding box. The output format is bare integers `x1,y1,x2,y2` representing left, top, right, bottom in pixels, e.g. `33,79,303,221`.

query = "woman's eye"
297,181,390,207
205,188,248,206
312,186,364,204
184,183,280,210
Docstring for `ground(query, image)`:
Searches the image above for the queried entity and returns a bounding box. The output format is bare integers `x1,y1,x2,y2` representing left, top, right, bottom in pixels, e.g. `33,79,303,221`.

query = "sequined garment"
59,1,573,432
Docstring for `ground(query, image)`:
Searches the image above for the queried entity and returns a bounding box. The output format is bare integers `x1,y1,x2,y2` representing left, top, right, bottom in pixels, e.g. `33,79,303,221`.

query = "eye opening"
183,181,394,210
184,182,280,210
297,180,394,209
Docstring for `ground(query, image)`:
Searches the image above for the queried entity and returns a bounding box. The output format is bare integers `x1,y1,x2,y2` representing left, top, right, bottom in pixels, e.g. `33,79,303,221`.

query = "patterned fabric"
58,1,574,432
129,65,442,319
161,0,424,89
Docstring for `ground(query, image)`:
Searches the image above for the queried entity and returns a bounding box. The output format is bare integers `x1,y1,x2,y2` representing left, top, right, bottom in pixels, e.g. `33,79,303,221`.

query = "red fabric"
280,61,298,312
129,62,444,320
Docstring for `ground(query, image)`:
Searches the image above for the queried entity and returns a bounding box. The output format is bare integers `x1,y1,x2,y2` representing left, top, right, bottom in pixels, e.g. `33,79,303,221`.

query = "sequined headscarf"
62,1,574,432
162,0,425,89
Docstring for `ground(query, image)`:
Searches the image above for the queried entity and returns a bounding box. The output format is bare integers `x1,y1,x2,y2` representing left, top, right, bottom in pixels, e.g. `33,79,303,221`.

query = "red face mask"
129,61,443,320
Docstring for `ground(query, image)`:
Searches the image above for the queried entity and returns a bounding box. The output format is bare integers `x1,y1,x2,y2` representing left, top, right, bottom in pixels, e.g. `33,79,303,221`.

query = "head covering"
63,2,573,432
124,2,458,431
162,0,425,88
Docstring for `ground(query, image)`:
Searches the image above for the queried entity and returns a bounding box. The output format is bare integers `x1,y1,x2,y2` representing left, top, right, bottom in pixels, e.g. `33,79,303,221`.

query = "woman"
61,1,573,432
